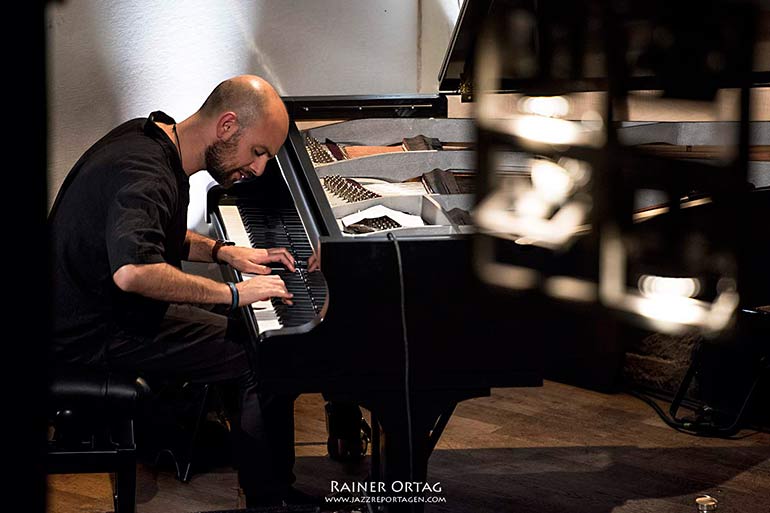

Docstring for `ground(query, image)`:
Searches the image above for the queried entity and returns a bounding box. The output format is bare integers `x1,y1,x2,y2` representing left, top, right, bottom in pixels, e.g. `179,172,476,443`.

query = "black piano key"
281,295,313,305
273,309,315,325
234,198,328,326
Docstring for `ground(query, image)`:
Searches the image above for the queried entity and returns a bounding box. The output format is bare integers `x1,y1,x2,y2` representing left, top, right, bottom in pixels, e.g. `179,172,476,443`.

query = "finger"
267,247,294,259
256,274,287,286
243,275,284,287
274,287,293,305
268,247,295,261
307,253,320,272
258,274,289,290
242,279,293,302
242,263,272,275
266,250,296,272
268,247,293,257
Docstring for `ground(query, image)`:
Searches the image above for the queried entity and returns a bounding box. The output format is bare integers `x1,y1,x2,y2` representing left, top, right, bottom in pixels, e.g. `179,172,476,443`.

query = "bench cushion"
49,368,150,418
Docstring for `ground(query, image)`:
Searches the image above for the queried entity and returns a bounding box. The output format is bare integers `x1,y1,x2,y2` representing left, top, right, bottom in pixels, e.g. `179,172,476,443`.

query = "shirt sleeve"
105,167,177,274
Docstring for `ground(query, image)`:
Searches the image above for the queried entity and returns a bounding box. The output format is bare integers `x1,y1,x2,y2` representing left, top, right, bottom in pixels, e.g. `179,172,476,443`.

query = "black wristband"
212,239,235,264
226,281,239,311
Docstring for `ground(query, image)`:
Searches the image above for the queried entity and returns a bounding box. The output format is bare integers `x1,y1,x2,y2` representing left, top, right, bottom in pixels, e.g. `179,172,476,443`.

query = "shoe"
327,434,368,462
325,402,371,463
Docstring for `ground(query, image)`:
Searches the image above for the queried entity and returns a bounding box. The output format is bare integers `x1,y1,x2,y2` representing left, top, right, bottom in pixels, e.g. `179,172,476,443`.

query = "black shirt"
49,111,190,363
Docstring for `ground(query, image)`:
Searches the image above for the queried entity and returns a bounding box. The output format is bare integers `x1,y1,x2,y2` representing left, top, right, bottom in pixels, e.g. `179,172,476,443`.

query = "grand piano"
200,1,770,508
207,95,546,497
198,5,553,504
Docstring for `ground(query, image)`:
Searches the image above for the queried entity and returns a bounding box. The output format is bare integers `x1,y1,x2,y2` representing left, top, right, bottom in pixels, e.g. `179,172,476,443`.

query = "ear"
216,112,239,140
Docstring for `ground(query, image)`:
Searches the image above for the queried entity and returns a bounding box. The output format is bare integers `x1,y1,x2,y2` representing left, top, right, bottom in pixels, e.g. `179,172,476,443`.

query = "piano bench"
47,368,150,513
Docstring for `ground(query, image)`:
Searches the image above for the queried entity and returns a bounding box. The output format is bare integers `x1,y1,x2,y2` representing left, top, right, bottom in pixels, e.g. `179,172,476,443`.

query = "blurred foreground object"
472,0,769,339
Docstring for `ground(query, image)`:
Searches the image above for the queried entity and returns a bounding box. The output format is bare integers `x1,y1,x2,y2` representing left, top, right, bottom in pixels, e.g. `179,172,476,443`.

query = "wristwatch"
212,239,236,264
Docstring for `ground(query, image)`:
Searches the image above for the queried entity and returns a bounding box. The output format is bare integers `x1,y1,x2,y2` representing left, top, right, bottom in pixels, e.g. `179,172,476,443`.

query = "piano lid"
438,0,770,100
437,0,498,98
437,0,610,99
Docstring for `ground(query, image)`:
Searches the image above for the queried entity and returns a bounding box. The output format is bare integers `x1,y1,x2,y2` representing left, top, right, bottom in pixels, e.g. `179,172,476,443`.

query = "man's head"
198,75,289,187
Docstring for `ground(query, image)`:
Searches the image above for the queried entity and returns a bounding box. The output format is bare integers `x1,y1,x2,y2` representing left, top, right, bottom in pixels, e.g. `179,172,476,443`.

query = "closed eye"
255,147,276,159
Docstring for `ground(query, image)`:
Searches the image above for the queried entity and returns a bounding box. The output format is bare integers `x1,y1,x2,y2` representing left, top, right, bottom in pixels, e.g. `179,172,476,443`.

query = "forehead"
240,115,288,153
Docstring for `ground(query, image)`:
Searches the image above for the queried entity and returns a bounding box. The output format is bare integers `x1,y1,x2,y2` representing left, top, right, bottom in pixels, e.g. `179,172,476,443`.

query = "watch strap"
212,239,235,264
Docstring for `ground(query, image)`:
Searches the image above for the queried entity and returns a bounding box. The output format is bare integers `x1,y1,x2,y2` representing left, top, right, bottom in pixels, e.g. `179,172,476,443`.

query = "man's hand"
237,274,293,306
307,252,320,272
218,246,296,274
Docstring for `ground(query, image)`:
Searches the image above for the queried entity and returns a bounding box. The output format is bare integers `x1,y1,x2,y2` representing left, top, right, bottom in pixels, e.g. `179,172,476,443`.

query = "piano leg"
361,389,489,513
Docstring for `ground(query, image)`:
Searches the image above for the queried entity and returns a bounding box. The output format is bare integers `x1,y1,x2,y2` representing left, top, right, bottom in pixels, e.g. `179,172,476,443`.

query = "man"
49,75,315,507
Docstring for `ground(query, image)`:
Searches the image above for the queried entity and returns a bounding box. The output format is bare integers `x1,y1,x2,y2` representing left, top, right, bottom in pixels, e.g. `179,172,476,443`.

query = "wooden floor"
47,380,770,513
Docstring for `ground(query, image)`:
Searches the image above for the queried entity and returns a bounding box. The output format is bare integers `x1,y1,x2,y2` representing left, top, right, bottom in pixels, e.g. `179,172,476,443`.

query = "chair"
668,307,770,435
47,367,150,513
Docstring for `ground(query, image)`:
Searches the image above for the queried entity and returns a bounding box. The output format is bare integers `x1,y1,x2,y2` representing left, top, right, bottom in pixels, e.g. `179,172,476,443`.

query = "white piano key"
220,205,251,247
221,205,283,334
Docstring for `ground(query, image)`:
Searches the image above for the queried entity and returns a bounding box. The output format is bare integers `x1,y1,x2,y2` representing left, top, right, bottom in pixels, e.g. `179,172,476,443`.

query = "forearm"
113,262,231,305
184,229,217,262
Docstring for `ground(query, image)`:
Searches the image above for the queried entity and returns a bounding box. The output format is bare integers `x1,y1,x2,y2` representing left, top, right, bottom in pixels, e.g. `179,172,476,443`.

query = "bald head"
199,75,287,130
183,75,289,186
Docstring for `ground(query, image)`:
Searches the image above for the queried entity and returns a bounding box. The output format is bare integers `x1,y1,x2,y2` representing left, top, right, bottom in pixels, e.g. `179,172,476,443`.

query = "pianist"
49,75,316,507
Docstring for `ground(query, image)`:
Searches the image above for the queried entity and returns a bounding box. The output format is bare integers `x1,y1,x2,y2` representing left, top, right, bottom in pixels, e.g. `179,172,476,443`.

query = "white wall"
47,0,463,209
419,0,462,92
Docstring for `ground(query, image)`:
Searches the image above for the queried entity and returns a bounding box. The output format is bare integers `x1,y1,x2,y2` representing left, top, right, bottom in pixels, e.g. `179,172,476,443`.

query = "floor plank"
46,381,770,512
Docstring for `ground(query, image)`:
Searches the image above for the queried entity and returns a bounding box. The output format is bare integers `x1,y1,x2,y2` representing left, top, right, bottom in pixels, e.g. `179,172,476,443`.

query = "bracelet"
226,281,239,311
212,239,235,264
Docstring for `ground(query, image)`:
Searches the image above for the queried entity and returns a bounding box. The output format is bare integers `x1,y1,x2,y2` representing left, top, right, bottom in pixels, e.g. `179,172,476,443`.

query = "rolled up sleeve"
106,170,176,274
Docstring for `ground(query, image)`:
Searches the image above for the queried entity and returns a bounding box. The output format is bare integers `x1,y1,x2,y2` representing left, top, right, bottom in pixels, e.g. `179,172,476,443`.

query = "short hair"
198,79,267,128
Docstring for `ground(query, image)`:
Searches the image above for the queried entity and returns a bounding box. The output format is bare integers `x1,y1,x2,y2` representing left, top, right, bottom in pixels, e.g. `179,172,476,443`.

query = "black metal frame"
667,308,770,435
473,0,762,324
283,94,447,120
151,383,217,484
47,416,137,513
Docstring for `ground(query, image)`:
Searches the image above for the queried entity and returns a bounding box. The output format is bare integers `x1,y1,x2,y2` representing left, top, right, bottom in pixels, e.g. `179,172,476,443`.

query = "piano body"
207,95,545,490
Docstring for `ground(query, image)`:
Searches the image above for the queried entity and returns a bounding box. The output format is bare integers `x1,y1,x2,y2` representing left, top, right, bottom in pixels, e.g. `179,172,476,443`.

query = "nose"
249,154,269,176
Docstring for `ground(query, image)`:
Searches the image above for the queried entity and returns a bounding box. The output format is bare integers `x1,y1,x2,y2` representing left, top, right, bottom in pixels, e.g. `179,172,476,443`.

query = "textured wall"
46,0,461,208
419,0,462,92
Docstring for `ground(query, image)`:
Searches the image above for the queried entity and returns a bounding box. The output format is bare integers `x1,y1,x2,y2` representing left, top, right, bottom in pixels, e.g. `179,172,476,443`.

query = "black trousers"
101,303,296,499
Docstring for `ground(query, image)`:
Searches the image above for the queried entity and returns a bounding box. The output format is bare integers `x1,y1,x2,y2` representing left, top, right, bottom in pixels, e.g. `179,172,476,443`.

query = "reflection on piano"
208,98,544,509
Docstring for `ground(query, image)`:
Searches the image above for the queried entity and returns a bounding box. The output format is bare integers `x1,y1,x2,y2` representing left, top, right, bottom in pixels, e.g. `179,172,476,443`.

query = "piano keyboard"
219,204,326,334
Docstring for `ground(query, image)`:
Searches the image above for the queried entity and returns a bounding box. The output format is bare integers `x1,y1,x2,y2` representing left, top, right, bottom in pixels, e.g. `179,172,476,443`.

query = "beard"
205,129,246,187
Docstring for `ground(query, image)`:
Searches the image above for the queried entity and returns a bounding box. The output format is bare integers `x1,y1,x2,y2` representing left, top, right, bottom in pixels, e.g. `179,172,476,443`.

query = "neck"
172,123,183,170
162,116,207,176
176,114,206,176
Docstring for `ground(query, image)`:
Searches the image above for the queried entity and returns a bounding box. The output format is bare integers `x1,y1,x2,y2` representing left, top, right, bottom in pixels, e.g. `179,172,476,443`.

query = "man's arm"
185,229,217,262
113,262,292,306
